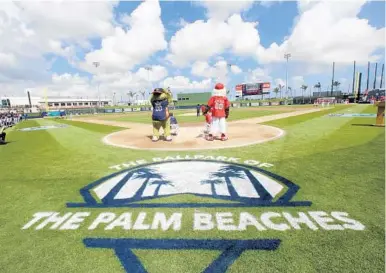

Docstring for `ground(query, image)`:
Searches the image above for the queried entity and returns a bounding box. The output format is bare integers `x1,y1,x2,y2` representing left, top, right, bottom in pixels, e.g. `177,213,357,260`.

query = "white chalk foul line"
101,125,285,151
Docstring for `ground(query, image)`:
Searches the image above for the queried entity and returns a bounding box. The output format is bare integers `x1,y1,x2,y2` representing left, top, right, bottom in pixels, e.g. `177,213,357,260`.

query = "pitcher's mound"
102,124,284,151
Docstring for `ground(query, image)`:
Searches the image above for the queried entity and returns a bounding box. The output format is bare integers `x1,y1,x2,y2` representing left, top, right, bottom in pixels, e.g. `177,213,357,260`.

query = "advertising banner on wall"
235,85,243,97
238,82,271,96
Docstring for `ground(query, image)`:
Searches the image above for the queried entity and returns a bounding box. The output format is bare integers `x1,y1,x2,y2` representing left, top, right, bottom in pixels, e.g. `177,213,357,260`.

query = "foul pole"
352,61,356,94
366,62,370,91
331,62,335,96
357,72,362,102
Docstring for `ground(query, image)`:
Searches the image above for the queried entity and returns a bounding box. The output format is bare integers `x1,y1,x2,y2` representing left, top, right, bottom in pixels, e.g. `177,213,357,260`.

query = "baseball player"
206,83,230,141
169,113,179,136
201,105,212,134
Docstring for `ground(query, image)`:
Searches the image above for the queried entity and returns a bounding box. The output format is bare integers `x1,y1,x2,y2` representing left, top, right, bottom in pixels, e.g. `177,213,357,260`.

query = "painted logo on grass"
22,156,366,273
18,125,68,131
68,159,310,272
67,160,311,208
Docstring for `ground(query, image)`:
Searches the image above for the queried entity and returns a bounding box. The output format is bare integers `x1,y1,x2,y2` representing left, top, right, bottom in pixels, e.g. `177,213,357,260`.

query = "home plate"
102,123,285,151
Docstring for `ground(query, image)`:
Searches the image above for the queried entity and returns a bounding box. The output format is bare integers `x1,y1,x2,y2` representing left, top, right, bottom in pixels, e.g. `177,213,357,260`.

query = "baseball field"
0,104,384,273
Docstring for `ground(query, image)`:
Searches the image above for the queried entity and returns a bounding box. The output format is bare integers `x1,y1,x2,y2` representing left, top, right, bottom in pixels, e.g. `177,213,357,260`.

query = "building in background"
1,96,41,112
176,92,211,104
44,98,111,109
0,96,112,111
1,96,41,108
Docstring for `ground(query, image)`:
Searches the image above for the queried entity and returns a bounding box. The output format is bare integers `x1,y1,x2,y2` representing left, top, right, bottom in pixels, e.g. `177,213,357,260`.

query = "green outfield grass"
90,107,299,124
0,104,384,273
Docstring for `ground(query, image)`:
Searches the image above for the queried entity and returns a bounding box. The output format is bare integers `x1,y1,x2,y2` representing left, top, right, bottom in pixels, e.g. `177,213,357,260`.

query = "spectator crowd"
0,111,22,127
0,111,24,144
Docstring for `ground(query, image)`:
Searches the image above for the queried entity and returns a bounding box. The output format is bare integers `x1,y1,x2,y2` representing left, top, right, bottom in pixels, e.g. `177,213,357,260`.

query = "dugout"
176,92,211,105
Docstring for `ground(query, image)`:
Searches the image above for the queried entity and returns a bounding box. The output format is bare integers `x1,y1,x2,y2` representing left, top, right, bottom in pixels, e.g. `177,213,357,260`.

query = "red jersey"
207,96,230,118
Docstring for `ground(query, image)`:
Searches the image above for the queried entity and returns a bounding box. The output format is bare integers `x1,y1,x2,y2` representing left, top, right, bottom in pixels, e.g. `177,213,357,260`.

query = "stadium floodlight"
284,53,291,97
93,62,101,107
227,63,235,100
144,66,152,96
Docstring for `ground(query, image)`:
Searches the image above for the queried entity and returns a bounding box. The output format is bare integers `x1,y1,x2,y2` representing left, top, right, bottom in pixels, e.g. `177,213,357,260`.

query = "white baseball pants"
211,117,227,135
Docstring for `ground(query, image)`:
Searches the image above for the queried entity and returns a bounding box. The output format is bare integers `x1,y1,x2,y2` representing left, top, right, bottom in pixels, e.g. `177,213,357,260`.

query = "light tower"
284,53,291,97
92,61,101,107
145,66,152,96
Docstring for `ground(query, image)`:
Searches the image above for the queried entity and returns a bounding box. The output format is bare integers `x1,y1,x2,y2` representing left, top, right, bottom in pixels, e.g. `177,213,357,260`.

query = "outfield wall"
26,99,321,117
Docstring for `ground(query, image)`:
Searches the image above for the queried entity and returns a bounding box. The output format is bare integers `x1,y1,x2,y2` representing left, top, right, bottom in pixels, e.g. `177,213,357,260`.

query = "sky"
0,0,385,101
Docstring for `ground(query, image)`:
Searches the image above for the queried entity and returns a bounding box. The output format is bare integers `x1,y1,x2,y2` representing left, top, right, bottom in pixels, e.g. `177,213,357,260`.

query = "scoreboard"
235,82,271,96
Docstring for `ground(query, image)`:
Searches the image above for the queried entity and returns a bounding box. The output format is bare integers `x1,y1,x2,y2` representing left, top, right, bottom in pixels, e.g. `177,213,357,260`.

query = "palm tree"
273,87,280,98
150,180,174,197
132,168,164,200
223,165,272,201
210,165,244,198
314,82,321,97
333,81,341,92
301,85,308,103
287,87,292,98
140,90,146,100
127,91,136,103
278,84,284,99
200,179,224,196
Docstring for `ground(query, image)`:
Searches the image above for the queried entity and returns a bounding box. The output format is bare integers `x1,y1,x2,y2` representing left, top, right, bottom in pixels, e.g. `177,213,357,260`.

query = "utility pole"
93,62,100,107
357,72,362,102
331,62,335,96
373,63,378,90
366,62,370,91
380,64,384,89
145,66,152,96
227,63,235,100
284,53,291,98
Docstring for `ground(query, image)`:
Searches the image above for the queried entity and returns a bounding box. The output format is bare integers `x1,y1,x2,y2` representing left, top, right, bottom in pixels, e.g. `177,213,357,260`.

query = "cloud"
191,60,241,83
230,65,242,74
80,0,167,73
21,64,169,100
169,18,189,28
259,0,285,8
290,76,305,88
275,78,286,87
167,14,260,67
160,76,212,92
0,1,116,82
197,0,255,20
258,0,385,65
135,65,168,82
245,67,272,83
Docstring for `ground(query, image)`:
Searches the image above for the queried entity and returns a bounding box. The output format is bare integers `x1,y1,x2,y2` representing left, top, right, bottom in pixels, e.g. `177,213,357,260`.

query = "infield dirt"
73,107,326,151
